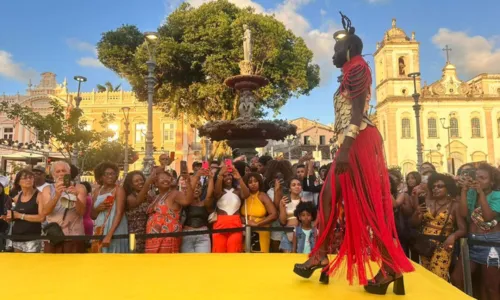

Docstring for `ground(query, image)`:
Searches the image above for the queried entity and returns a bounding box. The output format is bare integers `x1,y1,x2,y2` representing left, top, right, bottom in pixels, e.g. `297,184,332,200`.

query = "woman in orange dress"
136,167,194,253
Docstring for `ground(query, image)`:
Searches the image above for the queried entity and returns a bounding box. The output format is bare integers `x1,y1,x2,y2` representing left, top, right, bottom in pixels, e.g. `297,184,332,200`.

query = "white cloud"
66,38,97,55
185,0,340,85
432,28,500,78
320,9,327,16
67,38,103,68
77,57,105,68
0,50,38,83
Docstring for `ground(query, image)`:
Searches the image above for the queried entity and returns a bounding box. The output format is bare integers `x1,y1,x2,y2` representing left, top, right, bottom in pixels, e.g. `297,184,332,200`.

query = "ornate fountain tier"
198,24,297,158
224,74,269,90
198,118,296,142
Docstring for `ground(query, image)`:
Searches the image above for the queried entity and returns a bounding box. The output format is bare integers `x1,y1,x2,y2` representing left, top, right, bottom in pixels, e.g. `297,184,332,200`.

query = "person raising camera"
41,161,87,253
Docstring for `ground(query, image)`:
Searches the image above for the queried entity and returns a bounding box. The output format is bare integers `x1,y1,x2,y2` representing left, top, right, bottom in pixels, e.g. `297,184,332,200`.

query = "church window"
398,57,406,76
450,117,459,138
471,118,481,137
428,118,437,138
401,118,411,138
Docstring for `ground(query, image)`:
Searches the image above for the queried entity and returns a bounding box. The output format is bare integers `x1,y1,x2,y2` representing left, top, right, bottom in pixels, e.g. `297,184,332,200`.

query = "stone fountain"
198,25,297,159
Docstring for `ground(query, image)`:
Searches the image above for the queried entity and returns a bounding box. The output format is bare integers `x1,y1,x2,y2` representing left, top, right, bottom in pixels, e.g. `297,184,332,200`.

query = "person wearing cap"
32,165,49,193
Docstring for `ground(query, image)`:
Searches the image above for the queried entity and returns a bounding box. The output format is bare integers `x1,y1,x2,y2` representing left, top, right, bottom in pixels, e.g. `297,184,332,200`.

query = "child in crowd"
292,201,317,254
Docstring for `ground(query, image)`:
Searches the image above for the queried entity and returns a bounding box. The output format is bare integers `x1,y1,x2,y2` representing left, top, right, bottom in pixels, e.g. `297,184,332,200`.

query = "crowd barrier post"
460,238,473,296
129,233,136,253
245,226,251,253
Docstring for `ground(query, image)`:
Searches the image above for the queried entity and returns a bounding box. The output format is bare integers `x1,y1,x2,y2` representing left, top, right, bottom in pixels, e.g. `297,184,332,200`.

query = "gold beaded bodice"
333,88,373,146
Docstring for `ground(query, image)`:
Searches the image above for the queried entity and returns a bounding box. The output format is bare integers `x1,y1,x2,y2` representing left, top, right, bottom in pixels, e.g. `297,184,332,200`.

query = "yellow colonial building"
374,19,500,175
0,72,203,173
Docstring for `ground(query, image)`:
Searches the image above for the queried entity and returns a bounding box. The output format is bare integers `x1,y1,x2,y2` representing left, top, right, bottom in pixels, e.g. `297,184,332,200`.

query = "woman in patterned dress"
410,173,467,280
136,167,193,253
123,171,150,253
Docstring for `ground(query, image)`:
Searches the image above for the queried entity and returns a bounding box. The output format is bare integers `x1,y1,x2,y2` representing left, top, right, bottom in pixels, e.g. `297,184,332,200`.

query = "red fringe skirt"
311,126,414,285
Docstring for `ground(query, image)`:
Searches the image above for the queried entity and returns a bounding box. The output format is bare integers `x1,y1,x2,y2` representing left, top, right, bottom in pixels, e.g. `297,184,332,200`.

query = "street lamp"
142,31,159,177
122,107,131,176
408,72,423,169
440,116,455,174
73,76,87,108
72,75,87,181
423,143,441,164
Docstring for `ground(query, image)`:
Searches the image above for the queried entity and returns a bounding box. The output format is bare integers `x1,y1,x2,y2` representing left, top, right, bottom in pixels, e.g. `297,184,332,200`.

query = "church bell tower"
374,19,421,102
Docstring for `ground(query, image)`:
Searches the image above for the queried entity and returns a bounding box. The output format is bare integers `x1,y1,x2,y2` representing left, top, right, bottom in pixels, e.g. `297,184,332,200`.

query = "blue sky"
1,0,500,125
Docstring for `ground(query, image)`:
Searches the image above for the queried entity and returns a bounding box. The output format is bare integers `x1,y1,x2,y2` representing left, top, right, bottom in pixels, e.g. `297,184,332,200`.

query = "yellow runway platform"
2,253,471,300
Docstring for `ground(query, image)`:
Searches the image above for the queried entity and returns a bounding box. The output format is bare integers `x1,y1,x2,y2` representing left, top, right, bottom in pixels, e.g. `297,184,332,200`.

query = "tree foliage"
97,0,320,125
0,100,136,172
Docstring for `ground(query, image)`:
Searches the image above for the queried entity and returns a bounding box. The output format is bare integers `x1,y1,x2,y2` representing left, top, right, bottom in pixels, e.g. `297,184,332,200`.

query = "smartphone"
314,161,320,169
282,186,291,203
169,151,175,162
63,174,71,188
225,159,233,173
462,169,476,180
202,161,209,170
180,160,188,175
301,151,308,157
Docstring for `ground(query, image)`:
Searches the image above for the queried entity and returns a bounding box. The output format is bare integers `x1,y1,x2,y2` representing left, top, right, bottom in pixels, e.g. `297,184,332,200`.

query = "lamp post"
408,72,423,169
142,31,158,177
72,75,87,182
121,107,131,176
440,116,455,174
423,143,441,165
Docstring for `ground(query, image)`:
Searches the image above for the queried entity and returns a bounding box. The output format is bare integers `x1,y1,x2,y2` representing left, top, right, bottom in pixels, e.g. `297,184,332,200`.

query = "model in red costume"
293,12,414,295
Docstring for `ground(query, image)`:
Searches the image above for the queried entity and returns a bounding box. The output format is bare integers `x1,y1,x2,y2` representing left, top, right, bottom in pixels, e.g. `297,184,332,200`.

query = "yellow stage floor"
2,253,471,300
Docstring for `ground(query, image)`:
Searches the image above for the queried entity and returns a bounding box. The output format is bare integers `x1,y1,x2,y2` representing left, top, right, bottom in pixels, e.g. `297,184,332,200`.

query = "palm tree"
96,81,122,92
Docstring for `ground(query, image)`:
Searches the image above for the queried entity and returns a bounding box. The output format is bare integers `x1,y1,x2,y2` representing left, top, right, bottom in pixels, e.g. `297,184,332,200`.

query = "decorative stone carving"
432,82,445,95
459,83,470,95
238,60,254,75
238,90,256,119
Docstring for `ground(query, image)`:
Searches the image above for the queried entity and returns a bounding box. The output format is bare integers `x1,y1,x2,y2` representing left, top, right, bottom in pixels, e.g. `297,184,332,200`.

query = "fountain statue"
198,24,297,159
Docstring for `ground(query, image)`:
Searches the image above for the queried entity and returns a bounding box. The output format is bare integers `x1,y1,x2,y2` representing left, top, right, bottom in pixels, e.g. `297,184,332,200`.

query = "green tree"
97,0,319,124
96,81,122,92
0,100,135,173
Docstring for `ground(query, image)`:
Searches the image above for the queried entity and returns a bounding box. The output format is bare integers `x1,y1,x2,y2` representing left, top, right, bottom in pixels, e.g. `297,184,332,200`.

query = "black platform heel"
363,276,405,295
319,270,329,284
293,262,328,279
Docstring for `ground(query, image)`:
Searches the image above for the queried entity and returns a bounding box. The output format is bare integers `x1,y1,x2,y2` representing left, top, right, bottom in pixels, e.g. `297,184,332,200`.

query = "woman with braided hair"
293,12,414,295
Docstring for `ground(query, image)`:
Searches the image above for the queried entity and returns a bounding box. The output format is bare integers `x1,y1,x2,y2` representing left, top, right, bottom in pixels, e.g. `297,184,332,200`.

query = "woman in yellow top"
241,172,278,253
410,173,466,280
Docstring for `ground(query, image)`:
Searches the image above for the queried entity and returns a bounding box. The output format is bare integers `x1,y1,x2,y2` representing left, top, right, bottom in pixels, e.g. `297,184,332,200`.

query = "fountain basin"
198,118,296,142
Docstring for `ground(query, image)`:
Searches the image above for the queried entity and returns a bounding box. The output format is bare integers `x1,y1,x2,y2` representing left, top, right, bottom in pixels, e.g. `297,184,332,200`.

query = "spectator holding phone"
452,163,500,298
41,161,87,253
91,162,128,253
276,177,306,253
212,163,250,253
410,173,467,280
181,168,213,253
137,164,194,253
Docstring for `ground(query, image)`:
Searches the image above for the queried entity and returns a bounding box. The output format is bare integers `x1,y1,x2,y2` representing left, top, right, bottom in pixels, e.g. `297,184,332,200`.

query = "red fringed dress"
310,55,414,285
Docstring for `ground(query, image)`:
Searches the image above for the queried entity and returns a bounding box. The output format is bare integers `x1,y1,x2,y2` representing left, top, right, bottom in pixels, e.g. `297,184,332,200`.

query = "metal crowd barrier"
0,226,294,254
460,237,500,297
